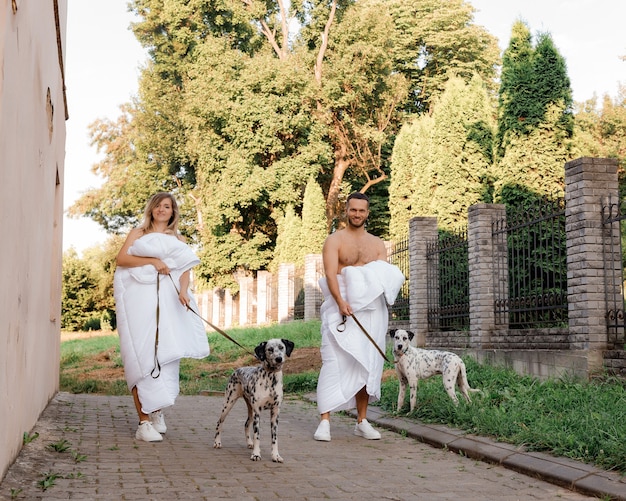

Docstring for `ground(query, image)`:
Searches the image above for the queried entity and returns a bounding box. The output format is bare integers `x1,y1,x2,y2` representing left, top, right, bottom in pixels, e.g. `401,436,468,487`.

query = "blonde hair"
138,192,180,235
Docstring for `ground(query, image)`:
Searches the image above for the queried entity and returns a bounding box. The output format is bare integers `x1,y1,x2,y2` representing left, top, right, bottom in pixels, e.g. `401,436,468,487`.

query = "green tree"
61,249,97,331
389,75,495,238
574,85,626,169
70,0,500,288
271,205,304,270
301,177,328,255
495,21,573,202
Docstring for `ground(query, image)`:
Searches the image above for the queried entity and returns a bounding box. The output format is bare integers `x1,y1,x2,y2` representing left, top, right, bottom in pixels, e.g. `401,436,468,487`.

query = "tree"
388,75,495,238
301,177,328,255
494,21,574,202
61,249,98,331
271,205,304,270
70,0,500,287
574,85,626,169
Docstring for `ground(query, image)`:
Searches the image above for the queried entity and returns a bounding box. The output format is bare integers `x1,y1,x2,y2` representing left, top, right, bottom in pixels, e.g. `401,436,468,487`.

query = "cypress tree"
495,21,573,203
301,177,328,255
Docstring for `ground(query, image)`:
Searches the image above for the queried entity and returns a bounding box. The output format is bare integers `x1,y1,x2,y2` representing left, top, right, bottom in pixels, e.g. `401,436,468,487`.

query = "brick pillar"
409,217,438,346
278,263,294,323
565,157,620,371
468,203,507,348
257,271,270,325
304,254,323,321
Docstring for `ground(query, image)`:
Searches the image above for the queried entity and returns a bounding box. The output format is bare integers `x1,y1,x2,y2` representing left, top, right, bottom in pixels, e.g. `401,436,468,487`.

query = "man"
314,192,404,441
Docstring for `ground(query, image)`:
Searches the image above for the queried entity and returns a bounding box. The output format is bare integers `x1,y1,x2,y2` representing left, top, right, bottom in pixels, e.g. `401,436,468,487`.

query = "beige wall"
0,0,67,480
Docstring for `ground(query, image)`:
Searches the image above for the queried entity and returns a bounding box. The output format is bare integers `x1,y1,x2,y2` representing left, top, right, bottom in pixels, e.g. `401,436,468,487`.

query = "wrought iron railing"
426,229,469,331
492,197,568,328
388,237,410,321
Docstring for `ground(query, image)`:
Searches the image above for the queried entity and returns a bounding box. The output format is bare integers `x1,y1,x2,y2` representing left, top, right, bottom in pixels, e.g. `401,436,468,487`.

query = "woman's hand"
152,259,170,275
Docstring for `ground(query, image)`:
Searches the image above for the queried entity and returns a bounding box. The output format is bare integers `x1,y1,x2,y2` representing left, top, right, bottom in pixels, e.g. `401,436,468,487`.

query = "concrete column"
565,157,620,370
256,271,270,325
408,217,438,346
212,288,221,329
468,203,507,348
238,276,253,326
224,289,233,328
278,263,295,323
304,254,323,321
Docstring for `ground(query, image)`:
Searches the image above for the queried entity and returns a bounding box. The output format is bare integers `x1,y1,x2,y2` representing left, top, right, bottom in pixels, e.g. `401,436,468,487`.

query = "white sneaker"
135,421,163,442
313,419,331,441
150,411,167,434
354,419,381,440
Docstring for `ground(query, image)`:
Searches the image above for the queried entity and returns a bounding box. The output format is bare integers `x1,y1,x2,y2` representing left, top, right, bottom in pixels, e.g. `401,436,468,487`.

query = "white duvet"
316,260,405,414
114,232,210,413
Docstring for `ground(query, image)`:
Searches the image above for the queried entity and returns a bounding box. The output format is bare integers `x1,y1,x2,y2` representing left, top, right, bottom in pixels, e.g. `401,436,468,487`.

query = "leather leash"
340,313,392,364
166,274,256,358
150,277,162,378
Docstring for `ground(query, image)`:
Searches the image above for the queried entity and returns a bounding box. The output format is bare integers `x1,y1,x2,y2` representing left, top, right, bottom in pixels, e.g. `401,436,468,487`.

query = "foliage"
300,177,328,255
271,205,304,270
574,83,626,171
388,75,495,239
69,0,500,288
494,21,573,201
61,249,97,331
61,237,122,332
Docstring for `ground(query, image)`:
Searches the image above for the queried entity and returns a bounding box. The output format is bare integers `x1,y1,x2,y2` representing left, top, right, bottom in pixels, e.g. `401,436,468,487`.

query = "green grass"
60,320,626,474
378,357,626,474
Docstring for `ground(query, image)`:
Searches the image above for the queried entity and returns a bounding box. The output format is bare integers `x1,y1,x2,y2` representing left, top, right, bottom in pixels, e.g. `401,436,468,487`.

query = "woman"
114,192,210,442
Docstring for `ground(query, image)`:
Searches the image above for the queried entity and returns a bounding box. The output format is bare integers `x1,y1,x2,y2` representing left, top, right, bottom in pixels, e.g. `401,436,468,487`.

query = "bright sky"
62,0,626,255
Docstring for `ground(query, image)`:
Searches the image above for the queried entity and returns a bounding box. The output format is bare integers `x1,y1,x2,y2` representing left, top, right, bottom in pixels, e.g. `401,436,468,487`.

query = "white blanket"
316,260,405,414
114,232,210,413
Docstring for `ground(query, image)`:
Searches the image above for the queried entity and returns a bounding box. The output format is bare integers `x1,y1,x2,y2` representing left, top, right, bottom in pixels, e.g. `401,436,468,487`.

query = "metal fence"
426,229,470,331
601,195,626,345
492,197,568,329
388,237,410,322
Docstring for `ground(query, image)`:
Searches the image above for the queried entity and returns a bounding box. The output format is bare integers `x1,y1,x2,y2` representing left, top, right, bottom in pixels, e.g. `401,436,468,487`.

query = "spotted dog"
390,329,479,412
213,338,295,462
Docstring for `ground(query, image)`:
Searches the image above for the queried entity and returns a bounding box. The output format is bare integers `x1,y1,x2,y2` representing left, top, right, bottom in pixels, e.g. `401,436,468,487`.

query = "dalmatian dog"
390,329,479,412
213,338,295,463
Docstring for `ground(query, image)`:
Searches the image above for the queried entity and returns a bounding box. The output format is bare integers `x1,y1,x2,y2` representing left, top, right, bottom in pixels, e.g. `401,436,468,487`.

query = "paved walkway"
1,392,624,500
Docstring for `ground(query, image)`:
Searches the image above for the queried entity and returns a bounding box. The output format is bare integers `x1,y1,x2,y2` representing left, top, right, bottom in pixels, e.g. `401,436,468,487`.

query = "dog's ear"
282,339,295,357
254,341,268,361
388,329,397,337
407,331,415,341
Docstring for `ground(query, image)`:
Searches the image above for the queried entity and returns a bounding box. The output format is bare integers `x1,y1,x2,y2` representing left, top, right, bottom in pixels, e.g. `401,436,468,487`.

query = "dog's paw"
272,454,283,463
247,442,253,449
250,453,262,461
213,440,222,449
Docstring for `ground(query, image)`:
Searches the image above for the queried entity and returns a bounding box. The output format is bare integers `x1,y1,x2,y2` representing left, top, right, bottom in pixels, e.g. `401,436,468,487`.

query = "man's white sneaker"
313,419,331,441
150,411,167,434
135,421,163,442
354,419,381,440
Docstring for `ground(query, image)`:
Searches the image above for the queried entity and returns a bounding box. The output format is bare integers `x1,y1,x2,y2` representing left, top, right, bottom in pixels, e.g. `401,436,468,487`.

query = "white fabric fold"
114,232,210,413
316,260,405,414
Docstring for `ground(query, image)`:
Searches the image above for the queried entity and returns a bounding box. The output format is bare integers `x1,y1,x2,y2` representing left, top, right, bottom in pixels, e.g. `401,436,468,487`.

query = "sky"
62,0,626,255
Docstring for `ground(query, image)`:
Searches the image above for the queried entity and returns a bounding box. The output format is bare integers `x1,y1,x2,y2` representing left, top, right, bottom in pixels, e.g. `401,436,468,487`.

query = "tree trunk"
325,141,350,232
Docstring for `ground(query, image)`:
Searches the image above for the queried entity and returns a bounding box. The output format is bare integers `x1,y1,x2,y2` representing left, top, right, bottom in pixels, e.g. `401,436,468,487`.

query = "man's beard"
348,217,366,229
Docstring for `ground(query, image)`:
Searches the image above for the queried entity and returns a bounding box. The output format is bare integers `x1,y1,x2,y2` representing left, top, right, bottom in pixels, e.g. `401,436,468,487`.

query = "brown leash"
338,313,392,364
166,274,256,358
150,277,162,378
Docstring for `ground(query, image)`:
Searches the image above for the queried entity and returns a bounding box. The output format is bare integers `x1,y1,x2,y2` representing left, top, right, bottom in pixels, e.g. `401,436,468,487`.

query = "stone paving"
1,392,624,500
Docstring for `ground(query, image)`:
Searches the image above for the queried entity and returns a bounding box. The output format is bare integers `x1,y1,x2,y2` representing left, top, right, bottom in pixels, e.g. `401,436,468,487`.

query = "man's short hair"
346,192,369,206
